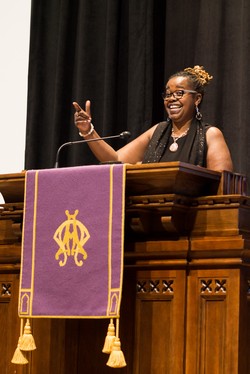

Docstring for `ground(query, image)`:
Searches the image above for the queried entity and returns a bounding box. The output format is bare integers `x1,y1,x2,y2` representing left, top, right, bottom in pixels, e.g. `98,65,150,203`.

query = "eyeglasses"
162,89,197,100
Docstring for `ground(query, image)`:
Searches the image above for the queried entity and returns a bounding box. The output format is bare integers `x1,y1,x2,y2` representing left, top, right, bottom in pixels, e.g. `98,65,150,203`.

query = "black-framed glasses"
162,89,197,100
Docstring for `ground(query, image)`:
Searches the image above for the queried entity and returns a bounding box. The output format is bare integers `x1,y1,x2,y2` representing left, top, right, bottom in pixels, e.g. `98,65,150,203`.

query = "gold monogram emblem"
54,210,90,267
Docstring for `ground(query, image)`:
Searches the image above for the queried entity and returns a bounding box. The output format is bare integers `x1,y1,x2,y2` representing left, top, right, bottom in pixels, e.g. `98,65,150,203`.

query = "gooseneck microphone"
54,131,131,168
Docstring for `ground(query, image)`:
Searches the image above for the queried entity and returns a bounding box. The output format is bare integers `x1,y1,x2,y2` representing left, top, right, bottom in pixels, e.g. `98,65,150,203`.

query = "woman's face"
163,76,201,126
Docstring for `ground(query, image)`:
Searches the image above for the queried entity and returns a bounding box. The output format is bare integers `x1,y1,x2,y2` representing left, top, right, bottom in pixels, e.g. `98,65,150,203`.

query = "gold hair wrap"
184,65,213,86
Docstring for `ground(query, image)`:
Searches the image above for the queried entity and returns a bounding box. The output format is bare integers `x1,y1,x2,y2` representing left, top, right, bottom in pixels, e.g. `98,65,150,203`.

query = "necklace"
169,127,190,152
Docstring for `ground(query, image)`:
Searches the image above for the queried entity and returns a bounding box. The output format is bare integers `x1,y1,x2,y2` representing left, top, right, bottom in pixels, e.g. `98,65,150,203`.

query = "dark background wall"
25,0,250,192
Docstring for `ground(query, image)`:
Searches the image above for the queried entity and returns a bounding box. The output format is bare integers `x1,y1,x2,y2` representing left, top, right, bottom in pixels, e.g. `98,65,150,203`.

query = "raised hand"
73,100,93,136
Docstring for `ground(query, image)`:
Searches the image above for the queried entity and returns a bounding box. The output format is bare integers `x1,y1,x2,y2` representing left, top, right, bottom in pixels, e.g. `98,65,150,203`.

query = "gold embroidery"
54,210,90,267
20,292,30,314
109,292,119,315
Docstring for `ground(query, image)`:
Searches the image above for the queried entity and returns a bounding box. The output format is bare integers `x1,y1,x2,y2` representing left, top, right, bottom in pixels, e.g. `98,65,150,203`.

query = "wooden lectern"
0,162,250,374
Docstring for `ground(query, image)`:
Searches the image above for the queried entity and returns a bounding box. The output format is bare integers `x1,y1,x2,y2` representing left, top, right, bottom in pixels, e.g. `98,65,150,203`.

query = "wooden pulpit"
0,162,249,374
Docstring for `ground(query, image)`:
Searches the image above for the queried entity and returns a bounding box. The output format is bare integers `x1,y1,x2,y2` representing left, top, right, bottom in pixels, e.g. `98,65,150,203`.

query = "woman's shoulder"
203,123,224,136
149,120,168,130
205,125,227,146
205,124,223,134
147,120,170,139
155,120,171,132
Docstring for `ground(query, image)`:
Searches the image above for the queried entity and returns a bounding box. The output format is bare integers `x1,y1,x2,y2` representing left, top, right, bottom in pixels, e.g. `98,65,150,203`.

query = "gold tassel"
102,318,116,354
106,319,126,368
20,319,36,351
11,320,28,365
106,337,126,368
11,337,29,365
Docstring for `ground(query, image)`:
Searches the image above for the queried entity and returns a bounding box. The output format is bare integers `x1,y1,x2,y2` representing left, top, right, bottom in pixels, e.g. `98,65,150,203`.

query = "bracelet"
79,122,94,137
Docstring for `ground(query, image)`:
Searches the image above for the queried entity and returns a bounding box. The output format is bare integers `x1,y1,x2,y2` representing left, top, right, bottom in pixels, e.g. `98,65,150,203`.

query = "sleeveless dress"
142,118,211,167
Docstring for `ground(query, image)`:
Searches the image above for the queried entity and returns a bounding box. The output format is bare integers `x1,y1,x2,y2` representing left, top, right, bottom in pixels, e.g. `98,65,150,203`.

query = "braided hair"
169,65,213,97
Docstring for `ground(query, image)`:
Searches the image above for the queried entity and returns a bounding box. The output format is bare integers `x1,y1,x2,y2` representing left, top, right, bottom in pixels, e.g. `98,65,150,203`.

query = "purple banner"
19,164,126,318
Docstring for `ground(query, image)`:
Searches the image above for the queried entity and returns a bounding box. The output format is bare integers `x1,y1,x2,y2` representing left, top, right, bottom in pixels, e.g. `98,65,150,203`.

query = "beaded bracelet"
79,122,94,137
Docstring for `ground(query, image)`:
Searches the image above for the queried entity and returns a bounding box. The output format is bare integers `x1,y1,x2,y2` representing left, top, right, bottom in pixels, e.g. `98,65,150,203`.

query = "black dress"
142,118,211,167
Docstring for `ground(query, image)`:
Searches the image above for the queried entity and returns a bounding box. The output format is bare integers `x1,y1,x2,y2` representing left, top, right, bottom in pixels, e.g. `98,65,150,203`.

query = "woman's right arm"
73,101,156,164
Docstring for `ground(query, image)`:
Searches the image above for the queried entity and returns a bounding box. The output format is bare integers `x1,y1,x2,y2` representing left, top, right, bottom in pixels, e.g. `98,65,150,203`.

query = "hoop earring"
196,105,202,121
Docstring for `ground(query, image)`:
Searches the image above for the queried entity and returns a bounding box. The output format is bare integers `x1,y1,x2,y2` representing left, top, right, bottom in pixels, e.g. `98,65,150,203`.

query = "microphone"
54,131,131,168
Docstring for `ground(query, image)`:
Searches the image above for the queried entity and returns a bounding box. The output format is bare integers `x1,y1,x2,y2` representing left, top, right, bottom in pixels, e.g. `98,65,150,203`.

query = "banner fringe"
102,318,116,354
11,337,29,365
106,337,126,368
106,319,126,368
20,319,36,351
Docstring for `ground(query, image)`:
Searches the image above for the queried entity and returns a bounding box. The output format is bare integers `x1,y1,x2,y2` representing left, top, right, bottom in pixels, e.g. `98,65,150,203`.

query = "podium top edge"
125,161,222,178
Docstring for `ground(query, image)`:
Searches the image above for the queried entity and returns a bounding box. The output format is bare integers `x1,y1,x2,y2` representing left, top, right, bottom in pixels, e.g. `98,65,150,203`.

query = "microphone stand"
54,131,131,168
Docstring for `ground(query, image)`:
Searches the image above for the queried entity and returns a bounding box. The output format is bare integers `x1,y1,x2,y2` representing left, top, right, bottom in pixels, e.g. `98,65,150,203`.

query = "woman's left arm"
206,126,233,172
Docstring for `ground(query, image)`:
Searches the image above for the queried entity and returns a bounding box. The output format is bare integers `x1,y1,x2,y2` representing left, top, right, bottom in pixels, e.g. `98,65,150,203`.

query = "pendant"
169,142,178,152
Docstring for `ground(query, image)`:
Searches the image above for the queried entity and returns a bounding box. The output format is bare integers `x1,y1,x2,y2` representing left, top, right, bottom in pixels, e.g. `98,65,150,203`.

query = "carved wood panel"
134,270,186,374
186,269,241,374
0,273,27,374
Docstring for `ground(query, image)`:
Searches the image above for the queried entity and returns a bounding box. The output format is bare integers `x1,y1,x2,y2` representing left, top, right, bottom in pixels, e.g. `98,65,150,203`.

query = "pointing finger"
72,101,83,112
